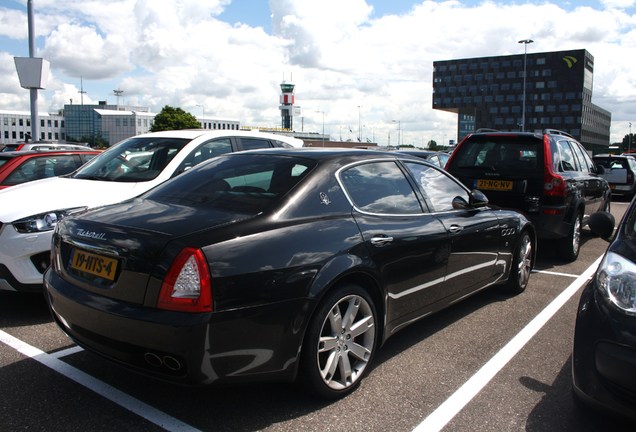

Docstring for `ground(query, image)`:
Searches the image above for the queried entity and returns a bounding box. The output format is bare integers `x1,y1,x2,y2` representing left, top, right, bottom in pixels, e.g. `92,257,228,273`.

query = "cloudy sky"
1,0,635,145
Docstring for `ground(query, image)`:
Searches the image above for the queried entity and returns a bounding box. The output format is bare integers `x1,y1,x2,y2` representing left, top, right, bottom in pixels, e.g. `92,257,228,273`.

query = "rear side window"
452,136,542,172
240,138,272,150
340,161,422,214
554,140,578,171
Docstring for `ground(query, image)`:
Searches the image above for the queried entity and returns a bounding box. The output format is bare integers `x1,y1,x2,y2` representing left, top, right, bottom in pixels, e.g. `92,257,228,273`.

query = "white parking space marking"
49,345,84,359
533,269,583,278
0,330,201,432
413,255,603,432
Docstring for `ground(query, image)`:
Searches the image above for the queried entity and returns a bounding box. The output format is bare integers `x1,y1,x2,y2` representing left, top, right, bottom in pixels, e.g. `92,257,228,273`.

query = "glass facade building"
433,49,611,152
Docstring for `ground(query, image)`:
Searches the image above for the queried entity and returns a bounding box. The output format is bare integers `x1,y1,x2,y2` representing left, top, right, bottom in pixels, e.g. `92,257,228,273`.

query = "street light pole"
518,39,534,132
392,120,401,147
316,111,325,146
357,105,362,143
630,122,632,154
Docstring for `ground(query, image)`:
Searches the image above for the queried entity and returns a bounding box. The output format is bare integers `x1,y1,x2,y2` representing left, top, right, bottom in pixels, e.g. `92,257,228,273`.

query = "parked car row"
43,147,536,399
0,130,302,293
3,127,634,420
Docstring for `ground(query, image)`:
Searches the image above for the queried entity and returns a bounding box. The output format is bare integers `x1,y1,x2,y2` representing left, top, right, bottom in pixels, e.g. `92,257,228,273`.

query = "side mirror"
452,189,489,210
588,211,615,241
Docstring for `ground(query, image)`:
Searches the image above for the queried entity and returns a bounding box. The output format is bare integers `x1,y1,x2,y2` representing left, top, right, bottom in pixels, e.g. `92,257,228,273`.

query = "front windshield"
72,136,190,182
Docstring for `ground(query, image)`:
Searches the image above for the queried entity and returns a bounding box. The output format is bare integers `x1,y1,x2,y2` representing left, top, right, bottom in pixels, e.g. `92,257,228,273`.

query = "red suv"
0,150,100,190
446,129,610,261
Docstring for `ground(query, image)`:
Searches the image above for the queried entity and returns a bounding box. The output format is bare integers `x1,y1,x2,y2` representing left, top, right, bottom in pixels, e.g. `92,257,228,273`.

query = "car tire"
503,231,533,294
559,212,582,262
300,284,378,399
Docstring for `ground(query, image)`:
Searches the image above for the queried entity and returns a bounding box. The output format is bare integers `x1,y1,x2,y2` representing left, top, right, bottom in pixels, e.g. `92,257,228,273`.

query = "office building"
432,49,611,152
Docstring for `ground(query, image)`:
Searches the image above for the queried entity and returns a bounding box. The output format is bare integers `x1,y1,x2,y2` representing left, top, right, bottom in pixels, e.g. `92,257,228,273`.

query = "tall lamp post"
392,119,401,147
316,111,325,146
630,122,632,154
357,105,362,142
518,39,534,132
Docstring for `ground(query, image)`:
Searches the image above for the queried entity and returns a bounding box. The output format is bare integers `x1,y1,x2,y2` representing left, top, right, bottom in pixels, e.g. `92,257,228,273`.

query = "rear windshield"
453,135,543,173
594,158,631,170
145,154,316,214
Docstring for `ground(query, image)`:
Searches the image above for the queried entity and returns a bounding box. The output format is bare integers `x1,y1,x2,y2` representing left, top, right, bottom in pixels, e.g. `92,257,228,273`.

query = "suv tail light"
542,134,567,197
628,171,634,185
157,247,212,313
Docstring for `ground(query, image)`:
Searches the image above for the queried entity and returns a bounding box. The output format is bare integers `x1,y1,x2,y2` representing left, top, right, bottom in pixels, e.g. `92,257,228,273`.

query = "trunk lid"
53,198,253,305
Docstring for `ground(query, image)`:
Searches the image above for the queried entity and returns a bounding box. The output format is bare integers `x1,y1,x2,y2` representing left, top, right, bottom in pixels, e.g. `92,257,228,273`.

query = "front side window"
73,137,190,182
340,161,422,215
3,155,80,186
405,162,468,212
177,138,233,174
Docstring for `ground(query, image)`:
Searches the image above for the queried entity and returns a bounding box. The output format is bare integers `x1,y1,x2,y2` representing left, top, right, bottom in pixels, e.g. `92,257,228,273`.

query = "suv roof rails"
543,129,574,139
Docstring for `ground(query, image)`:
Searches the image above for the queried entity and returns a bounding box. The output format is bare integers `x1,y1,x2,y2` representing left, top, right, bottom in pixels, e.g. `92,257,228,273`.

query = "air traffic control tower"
280,81,295,130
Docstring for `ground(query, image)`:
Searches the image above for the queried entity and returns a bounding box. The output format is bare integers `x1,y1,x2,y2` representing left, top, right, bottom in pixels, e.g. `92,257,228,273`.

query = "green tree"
427,140,438,150
622,133,636,153
150,105,200,132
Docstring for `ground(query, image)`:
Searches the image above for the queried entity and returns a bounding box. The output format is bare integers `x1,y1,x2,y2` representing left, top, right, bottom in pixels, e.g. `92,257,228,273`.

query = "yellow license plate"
477,179,513,191
70,248,118,281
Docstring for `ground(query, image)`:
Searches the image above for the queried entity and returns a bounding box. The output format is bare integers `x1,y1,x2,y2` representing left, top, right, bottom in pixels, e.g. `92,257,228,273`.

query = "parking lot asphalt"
1,199,635,432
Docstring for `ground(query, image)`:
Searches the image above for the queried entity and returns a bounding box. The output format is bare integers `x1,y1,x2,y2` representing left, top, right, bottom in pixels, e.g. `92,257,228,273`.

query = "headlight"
597,251,636,315
12,207,88,233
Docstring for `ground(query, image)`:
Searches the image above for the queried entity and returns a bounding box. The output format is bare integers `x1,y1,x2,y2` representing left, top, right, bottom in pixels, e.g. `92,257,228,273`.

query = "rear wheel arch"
299,278,382,399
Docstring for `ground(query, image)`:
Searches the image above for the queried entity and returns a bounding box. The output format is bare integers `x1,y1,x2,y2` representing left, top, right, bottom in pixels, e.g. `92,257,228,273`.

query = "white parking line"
0,330,201,432
413,254,604,432
532,269,582,278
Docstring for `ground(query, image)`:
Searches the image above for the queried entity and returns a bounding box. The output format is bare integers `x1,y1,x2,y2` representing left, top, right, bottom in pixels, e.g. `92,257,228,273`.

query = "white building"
0,110,65,145
1,107,242,148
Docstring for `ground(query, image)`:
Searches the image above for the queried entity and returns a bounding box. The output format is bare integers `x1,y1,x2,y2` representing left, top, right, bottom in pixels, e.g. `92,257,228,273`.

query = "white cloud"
1,0,636,144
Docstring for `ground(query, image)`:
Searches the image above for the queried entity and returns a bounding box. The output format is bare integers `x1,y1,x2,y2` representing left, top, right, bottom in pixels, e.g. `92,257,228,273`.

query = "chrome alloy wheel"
516,233,533,289
316,294,376,391
572,215,582,257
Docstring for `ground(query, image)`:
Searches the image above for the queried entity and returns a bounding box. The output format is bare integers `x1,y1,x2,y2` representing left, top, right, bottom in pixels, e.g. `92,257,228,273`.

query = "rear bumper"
525,208,571,240
44,267,311,386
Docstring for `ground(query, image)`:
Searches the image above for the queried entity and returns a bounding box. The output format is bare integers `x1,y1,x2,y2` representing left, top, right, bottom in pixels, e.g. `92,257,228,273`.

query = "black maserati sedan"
572,205,636,422
44,148,536,399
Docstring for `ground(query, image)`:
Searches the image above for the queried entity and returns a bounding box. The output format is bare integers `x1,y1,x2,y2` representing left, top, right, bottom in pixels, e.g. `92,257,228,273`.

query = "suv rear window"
451,135,542,173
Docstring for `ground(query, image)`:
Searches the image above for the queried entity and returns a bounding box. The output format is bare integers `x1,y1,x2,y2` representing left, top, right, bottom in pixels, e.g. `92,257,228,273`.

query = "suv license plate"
69,248,118,281
476,179,513,191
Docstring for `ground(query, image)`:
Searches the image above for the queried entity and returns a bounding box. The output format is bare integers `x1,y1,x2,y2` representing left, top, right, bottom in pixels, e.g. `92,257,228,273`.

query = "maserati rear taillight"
157,247,212,313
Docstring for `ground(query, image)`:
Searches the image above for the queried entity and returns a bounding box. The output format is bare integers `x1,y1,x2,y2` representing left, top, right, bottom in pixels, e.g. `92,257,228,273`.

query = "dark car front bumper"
44,268,311,386
572,279,636,422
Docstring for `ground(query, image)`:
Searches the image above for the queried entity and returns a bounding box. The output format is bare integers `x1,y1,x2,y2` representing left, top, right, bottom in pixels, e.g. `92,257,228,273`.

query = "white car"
0,129,303,292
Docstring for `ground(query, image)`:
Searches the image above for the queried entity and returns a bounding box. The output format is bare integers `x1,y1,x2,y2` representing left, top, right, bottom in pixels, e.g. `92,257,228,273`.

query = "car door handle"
448,225,463,234
370,235,394,246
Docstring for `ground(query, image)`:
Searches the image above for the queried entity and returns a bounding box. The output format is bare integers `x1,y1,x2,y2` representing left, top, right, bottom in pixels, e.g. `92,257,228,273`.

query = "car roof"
222,146,421,162
131,129,304,147
0,149,100,159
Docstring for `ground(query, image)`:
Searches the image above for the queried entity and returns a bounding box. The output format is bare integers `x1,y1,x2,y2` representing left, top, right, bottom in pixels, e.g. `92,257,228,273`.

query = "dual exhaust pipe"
143,352,183,371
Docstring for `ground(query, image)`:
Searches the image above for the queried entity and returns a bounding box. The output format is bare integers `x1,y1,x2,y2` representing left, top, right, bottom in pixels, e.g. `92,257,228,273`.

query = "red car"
0,150,100,190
